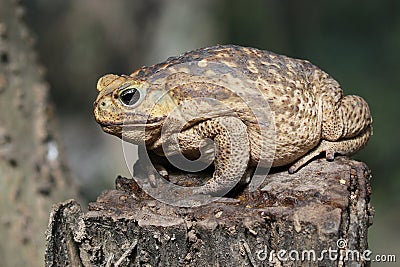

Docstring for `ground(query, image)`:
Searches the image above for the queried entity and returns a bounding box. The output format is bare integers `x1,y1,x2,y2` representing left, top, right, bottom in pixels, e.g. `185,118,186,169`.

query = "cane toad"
94,45,372,196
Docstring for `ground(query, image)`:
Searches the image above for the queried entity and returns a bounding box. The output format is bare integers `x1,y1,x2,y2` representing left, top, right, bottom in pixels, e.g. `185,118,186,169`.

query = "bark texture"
0,1,76,266
45,157,374,266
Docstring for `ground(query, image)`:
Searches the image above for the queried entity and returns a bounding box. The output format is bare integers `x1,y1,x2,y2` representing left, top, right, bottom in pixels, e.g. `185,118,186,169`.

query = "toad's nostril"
101,101,106,107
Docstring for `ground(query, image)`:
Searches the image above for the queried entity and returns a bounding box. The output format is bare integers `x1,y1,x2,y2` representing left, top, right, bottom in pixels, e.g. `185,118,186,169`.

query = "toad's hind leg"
289,95,372,173
288,128,371,173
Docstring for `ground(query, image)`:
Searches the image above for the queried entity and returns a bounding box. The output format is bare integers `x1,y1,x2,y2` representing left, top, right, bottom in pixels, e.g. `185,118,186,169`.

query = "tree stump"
0,0,76,266
45,157,373,266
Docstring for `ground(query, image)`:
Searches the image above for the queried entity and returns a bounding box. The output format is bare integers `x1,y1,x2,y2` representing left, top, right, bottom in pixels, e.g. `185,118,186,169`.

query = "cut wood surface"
45,157,373,266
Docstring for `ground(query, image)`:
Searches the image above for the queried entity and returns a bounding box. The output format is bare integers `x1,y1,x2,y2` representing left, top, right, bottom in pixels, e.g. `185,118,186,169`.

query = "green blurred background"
23,0,399,263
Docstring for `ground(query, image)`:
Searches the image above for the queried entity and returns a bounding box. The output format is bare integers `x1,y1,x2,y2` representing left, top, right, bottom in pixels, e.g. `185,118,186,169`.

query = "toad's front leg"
175,117,250,196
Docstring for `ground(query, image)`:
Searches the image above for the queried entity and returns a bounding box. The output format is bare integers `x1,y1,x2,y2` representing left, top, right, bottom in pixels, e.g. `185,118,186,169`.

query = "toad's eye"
119,88,141,106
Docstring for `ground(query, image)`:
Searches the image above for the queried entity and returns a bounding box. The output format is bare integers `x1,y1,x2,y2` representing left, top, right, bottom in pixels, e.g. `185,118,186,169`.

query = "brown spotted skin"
94,45,372,194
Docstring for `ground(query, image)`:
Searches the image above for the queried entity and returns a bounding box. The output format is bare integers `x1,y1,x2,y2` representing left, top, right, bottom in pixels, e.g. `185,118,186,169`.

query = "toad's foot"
148,164,169,188
135,146,170,188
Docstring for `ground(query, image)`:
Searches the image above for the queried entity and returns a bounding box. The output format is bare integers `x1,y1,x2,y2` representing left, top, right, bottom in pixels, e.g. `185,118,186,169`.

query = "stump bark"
45,157,373,266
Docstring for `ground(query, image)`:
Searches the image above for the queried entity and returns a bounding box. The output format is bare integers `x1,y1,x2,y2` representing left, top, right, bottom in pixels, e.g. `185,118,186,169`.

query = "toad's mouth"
98,115,165,129
99,121,162,131
100,119,164,147
99,120,164,143
100,124,122,136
